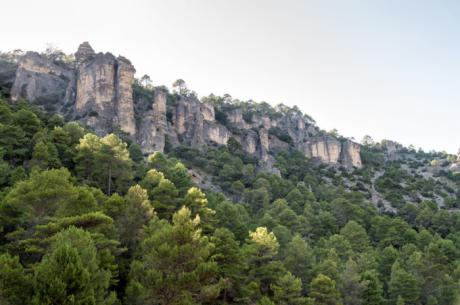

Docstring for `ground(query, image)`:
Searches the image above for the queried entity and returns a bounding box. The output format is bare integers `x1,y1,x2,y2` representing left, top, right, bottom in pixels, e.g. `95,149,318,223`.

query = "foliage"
0,96,459,305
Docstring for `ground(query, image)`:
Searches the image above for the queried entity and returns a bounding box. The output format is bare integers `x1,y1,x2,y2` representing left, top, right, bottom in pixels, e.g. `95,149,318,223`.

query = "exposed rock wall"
75,53,118,134
8,43,136,136
115,57,136,135
381,140,403,161
303,136,342,164
138,90,167,153
201,102,215,122
1,42,363,169
341,140,362,167
75,50,136,135
10,52,74,109
0,59,18,93
204,123,230,145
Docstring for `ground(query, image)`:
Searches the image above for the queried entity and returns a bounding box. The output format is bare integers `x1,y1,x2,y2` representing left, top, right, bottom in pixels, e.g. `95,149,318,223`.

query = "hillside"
0,43,460,305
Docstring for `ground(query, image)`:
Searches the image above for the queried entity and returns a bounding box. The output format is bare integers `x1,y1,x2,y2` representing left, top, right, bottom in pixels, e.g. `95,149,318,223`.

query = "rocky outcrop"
115,57,136,135
298,136,362,167
227,108,249,129
170,96,231,149
204,123,230,145
381,140,403,161
75,42,95,65
0,59,18,94
6,43,136,136
201,102,215,122
303,136,342,164
238,130,259,155
138,90,168,154
10,52,74,110
75,49,136,135
0,42,363,169
75,53,118,134
341,140,362,167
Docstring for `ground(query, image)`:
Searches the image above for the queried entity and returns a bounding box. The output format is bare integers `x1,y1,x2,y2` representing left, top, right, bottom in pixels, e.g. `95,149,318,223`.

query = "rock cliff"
75,44,136,136
138,90,168,154
0,42,363,169
11,51,75,111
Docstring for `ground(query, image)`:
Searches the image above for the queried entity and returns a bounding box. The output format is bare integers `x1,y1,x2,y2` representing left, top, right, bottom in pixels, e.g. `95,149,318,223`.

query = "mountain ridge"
0,42,363,172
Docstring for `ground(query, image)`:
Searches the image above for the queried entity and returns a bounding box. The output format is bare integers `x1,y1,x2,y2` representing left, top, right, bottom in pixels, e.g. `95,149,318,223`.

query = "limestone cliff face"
171,96,231,148
75,45,136,135
227,109,249,129
115,57,136,135
75,41,95,65
138,90,167,154
1,42,363,169
341,140,362,167
146,95,362,167
7,43,136,136
75,53,118,134
10,52,75,109
0,59,18,94
303,136,342,164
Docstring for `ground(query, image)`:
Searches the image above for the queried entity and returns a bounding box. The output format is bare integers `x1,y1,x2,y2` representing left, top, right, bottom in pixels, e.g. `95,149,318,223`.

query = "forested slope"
0,95,459,305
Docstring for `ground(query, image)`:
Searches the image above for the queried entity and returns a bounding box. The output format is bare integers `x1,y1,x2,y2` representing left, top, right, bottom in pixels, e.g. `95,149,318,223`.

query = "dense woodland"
1,94,460,305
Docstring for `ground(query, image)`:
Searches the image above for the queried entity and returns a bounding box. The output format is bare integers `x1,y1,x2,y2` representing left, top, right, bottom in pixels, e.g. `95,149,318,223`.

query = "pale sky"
1,0,459,153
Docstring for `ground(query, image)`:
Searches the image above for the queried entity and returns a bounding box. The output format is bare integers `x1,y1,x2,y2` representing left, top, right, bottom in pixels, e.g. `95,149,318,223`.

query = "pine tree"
361,270,384,305
125,207,220,305
271,272,311,305
109,185,154,253
309,274,342,305
211,228,246,303
32,226,116,305
0,253,32,305
244,227,286,295
31,140,61,169
389,262,420,305
75,133,133,195
283,234,313,291
338,259,366,305
339,221,370,254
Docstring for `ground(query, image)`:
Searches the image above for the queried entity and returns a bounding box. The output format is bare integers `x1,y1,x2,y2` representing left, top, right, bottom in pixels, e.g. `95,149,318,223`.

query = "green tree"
75,133,133,195
258,296,276,305
361,270,384,305
33,227,116,305
0,253,32,305
104,185,154,254
150,178,179,218
31,140,61,169
1,168,79,225
125,207,220,305
271,272,311,305
12,108,41,139
182,186,208,215
388,262,420,305
244,227,286,295
340,221,370,254
309,274,342,305
211,228,246,303
338,259,366,305
98,134,133,195
283,234,313,290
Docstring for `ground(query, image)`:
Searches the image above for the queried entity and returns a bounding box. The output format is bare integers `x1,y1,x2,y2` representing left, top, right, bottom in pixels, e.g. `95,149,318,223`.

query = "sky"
1,0,459,153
